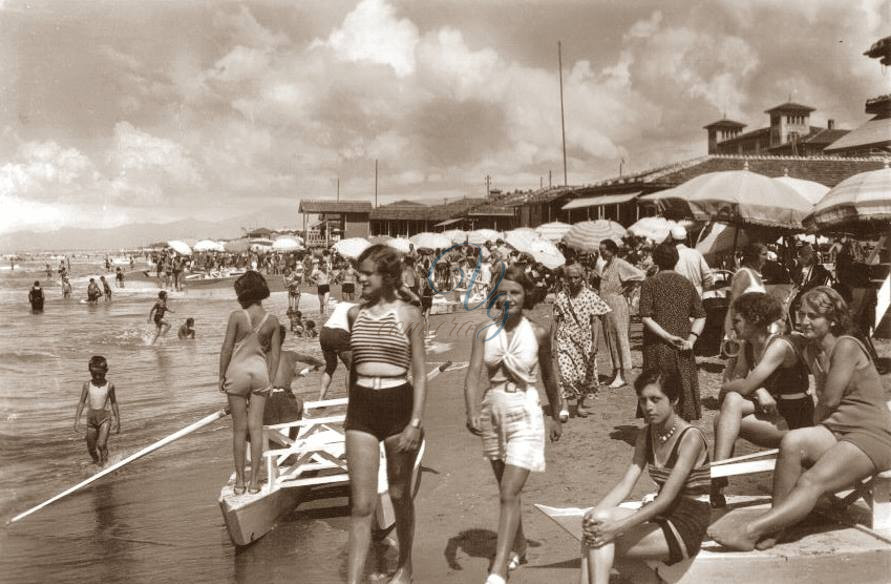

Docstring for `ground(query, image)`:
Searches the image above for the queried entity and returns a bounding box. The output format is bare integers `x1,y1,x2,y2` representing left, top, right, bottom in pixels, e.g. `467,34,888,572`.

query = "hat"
670,225,687,241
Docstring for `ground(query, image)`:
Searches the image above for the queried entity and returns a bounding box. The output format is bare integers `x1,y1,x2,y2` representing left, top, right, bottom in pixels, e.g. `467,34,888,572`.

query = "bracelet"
689,331,700,338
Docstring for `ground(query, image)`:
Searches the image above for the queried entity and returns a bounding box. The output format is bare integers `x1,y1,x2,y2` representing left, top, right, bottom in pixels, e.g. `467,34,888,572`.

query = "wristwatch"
409,417,423,430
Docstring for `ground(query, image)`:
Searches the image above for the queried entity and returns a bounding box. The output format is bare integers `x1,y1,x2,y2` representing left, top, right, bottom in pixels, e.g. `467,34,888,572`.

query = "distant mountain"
0,205,300,251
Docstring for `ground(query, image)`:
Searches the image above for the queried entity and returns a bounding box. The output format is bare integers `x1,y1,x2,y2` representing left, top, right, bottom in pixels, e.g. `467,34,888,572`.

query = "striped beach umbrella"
804,163,891,231
534,221,572,242
562,220,626,252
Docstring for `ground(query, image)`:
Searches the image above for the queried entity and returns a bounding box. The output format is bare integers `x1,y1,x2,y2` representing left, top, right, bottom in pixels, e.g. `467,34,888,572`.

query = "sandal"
248,485,262,495
233,484,246,496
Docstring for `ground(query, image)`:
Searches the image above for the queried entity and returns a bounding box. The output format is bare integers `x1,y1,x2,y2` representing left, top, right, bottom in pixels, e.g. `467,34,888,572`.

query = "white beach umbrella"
334,237,371,260
527,239,566,270
410,232,452,251
194,239,224,252
167,240,192,256
772,174,830,205
467,229,502,245
535,221,572,242
626,216,682,244
387,237,413,254
443,229,468,244
695,222,751,264
504,229,541,254
272,237,302,251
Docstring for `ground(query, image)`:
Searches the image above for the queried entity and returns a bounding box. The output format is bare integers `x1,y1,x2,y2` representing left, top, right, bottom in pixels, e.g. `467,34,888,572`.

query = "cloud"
312,0,419,77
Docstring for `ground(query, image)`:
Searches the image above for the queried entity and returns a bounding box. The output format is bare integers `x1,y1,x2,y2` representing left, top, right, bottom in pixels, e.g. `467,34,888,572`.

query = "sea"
0,254,358,584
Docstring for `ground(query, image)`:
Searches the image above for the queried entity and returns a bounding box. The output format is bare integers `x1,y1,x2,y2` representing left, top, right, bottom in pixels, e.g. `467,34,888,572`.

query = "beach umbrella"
804,162,891,232
368,235,393,245
695,222,751,264
387,238,413,254
272,237,302,251
467,229,502,245
562,220,626,252
527,238,566,270
194,239,224,252
504,229,541,254
223,238,251,253
535,221,572,242
772,173,830,205
653,166,813,230
167,240,192,256
333,237,371,260
626,216,681,244
410,232,452,251
443,229,468,244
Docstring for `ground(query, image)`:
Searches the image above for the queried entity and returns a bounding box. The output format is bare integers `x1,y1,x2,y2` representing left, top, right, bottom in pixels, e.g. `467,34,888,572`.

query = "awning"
561,191,641,210
435,218,463,227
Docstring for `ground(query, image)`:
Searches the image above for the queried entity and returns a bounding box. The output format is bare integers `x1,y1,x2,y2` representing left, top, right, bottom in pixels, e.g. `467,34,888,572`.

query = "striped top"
646,426,711,497
350,307,411,370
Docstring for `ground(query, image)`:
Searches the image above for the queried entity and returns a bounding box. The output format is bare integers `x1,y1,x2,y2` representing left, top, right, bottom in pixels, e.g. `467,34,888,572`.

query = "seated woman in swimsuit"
344,244,427,584
464,265,563,584
711,292,814,507
709,286,891,551
580,370,710,584
218,271,281,495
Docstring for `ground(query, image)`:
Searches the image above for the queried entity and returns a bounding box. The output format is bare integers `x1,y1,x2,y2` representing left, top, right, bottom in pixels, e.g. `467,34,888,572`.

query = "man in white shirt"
671,225,713,296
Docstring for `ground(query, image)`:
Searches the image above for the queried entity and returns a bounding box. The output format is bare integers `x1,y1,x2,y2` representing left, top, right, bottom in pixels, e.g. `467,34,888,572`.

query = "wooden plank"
710,458,777,479
279,474,351,489
712,449,778,466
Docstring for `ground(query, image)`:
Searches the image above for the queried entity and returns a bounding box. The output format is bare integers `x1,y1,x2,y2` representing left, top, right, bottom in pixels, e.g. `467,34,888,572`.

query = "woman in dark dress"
638,243,706,421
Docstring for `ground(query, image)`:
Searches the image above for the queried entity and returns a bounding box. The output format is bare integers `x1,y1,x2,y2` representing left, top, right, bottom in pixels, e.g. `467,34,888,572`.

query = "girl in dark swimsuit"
581,370,710,583
711,292,813,507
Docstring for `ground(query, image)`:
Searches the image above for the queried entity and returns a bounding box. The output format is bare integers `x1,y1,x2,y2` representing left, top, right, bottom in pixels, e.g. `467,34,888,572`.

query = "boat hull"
218,479,308,547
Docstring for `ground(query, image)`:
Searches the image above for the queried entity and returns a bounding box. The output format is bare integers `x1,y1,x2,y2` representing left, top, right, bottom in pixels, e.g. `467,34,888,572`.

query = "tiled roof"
298,199,373,213
799,127,849,146
824,118,891,152
864,35,891,65
715,126,770,146
703,119,746,129
588,154,887,190
764,102,815,113
467,204,515,217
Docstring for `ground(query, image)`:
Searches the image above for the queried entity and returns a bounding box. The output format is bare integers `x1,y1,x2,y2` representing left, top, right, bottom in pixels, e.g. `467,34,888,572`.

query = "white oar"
8,407,230,525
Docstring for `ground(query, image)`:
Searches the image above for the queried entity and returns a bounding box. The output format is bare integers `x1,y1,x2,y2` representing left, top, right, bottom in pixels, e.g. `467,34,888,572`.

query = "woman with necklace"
464,265,563,584
554,263,612,417
344,244,427,584
709,286,891,551
638,243,706,422
597,239,644,389
710,291,813,507
580,370,710,584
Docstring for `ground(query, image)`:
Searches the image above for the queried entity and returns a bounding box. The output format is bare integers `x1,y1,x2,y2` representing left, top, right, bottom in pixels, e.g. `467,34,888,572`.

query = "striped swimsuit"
350,307,411,371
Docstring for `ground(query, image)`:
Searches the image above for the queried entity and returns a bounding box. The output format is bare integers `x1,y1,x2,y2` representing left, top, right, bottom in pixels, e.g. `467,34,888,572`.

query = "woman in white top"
723,243,768,350
464,265,563,584
317,300,355,399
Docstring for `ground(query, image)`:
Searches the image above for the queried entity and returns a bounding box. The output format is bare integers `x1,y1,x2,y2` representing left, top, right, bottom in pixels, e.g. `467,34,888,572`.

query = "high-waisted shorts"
342,282,355,294
345,382,413,441
479,385,545,472
776,395,814,430
318,284,330,295
320,327,352,375
650,496,710,565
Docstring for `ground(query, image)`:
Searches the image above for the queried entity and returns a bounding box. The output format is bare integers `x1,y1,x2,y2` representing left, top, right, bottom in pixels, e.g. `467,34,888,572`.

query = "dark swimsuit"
744,336,813,430
645,426,711,565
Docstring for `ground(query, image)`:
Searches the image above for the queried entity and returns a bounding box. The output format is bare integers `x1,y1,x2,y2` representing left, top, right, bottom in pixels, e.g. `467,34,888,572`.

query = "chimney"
827,119,835,130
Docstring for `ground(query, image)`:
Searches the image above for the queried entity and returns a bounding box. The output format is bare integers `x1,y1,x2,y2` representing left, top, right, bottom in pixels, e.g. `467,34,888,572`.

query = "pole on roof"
548,170,552,188
374,160,378,208
558,41,568,187
337,177,340,202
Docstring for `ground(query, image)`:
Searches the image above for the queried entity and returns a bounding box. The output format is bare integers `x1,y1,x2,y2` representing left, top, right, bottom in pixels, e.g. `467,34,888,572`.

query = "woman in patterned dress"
598,240,645,388
638,243,706,421
554,263,611,417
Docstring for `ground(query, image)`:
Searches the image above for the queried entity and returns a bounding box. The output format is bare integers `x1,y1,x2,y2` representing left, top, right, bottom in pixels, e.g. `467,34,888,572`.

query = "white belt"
777,392,809,400
356,376,408,390
490,380,530,393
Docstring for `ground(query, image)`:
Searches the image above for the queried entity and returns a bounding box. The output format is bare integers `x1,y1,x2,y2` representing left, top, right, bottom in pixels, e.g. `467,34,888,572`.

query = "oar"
8,407,230,525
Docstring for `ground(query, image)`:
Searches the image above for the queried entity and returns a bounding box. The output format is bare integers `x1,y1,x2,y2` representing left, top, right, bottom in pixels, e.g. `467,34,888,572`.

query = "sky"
1,0,889,234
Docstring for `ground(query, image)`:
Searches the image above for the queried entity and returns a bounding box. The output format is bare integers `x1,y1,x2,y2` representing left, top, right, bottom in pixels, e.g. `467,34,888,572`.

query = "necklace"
656,421,677,444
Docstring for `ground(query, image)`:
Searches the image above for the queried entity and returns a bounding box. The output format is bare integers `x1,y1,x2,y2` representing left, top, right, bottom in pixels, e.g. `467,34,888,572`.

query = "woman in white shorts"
464,265,564,584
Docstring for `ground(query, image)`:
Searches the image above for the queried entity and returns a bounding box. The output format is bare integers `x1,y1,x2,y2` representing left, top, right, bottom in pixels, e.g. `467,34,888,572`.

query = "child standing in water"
100,275,112,302
74,356,120,466
178,317,196,339
218,271,281,495
148,291,174,344
28,281,45,313
62,276,72,299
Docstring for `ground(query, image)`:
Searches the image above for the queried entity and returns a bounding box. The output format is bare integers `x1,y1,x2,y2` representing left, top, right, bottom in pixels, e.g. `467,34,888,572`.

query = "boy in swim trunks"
86,278,102,304
73,355,120,466
62,276,72,299
148,291,174,345
265,325,324,439
100,275,112,302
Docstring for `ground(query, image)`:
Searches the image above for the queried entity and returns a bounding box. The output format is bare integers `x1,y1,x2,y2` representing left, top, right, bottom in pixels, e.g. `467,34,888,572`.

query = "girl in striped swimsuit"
344,244,427,584
581,370,710,584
